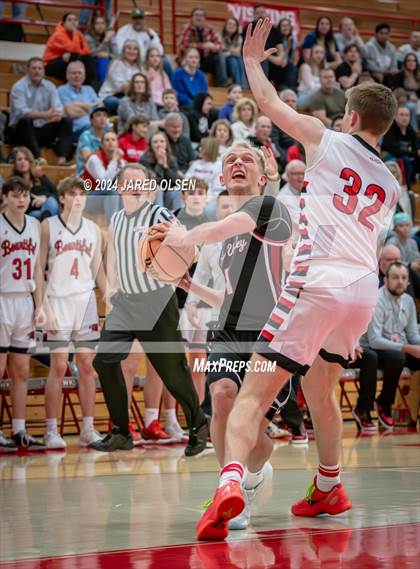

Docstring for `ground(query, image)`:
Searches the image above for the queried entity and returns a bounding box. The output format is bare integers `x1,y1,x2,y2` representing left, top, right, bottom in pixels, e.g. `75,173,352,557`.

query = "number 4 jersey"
46,215,98,297
0,213,40,293
294,130,400,289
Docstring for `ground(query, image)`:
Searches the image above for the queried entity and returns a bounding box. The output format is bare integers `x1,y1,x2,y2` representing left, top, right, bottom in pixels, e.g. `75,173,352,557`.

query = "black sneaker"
90,427,134,452
0,430,17,453
352,407,377,433
12,431,46,451
375,401,393,430
290,423,309,445
185,420,210,457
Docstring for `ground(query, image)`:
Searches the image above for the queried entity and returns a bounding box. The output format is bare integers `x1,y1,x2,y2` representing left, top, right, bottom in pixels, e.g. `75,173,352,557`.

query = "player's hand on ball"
148,221,172,240
149,222,188,248
243,18,278,63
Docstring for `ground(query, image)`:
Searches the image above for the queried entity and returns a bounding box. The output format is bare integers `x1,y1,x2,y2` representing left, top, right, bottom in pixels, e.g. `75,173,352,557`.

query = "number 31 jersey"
293,130,401,289
46,215,98,297
0,213,40,293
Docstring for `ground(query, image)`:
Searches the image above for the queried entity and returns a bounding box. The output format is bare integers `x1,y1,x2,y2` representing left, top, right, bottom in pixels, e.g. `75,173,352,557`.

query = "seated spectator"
271,89,297,152
268,18,298,90
378,244,418,300
231,97,258,141
396,30,420,67
43,12,96,85
140,131,183,210
178,8,227,87
58,61,100,141
308,68,346,127
118,116,149,162
184,137,222,200
143,47,172,107
83,131,123,220
209,119,233,156
248,115,283,170
117,72,159,134
381,106,419,186
9,57,73,164
172,48,208,108
301,16,341,68
392,87,418,131
187,93,217,145
277,159,305,229
99,40,143,115
359,262,420,430
114,8,165,65
10,146,59,219
163,113,196,173
335,44,365,91
395,52,420,95
366,23,397,84
386,213,420,269
334,17,366,57
84,14,115,85
219,17,246,87
158,89,190,137
218,84,243,121
331,114,344,132
297,45,325,107
75,103,110,175
385,160,413,218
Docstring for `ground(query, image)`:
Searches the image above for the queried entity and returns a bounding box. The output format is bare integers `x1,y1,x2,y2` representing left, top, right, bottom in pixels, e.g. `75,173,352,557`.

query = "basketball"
137,228,196,282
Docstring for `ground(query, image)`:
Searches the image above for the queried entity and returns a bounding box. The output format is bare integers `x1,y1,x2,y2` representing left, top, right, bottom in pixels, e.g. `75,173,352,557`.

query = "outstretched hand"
243,18,277,64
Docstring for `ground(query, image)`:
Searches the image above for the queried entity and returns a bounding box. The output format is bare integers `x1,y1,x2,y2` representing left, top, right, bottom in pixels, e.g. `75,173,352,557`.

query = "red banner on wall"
227,3,300,38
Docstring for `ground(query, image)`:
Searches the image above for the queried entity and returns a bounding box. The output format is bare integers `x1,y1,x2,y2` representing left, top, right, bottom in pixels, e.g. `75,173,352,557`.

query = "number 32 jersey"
0,213,40,293
46,215,98,297
293,130,400,289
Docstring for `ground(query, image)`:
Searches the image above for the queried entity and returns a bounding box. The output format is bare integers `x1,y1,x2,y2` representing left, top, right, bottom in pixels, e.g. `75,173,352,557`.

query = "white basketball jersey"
46,215,98,297
290,130,401,289
0,213,39,293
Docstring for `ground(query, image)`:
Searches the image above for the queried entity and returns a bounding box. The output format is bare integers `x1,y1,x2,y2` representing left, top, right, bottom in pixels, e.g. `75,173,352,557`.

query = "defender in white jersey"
40,176,107,449
0,177,46,452
196,19,400,541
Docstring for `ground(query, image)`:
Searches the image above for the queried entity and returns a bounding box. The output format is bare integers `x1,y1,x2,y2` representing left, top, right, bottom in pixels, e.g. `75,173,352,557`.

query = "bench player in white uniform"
40,176,107,449
0,177,46,451
196,19,401,540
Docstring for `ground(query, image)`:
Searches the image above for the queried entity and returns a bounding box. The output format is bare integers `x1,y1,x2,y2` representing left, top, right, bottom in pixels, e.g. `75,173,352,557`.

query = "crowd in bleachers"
0,4,419,451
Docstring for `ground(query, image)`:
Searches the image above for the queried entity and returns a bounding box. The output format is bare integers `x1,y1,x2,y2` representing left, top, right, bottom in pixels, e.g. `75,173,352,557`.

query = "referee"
91,164,209,455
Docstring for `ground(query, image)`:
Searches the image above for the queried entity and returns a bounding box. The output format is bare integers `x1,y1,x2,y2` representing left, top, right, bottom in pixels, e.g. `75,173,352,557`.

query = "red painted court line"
1,522,418,569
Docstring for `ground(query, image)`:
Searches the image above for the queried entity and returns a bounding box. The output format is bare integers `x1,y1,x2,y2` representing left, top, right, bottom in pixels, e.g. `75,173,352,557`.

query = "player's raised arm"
243,18,325,150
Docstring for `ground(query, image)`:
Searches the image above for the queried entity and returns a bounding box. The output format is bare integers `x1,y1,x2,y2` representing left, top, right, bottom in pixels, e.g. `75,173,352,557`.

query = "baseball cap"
90,104,108,117
393,212,412,227
132,8,144,18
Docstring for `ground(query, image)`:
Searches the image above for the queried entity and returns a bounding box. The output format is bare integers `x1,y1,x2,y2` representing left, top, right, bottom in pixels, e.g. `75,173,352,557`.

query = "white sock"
144,408,159,428
45,418,58,433
316,463,341,492
244,465,265,490
164,409,177,426
83,416,94,430
219,462,245,487
12,419,25,434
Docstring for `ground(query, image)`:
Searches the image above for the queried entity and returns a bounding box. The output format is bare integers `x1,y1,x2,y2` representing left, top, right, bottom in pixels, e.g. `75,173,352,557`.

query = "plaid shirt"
178,23,222,59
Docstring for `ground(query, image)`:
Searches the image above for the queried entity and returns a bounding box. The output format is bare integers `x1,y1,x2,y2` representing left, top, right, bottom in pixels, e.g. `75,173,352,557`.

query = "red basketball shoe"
196,481,245,541
291,479,352,517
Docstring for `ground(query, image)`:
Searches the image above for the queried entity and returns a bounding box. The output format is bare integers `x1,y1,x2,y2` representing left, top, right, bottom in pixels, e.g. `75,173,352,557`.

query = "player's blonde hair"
57,176,85,197
346,83,397,136
221,141,265,173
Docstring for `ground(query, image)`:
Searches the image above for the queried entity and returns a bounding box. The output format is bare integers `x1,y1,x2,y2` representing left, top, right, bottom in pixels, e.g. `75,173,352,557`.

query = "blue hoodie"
172,67,208,107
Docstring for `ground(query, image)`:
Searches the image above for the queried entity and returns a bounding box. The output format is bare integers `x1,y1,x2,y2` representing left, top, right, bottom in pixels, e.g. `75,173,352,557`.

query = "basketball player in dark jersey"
151,141,292,529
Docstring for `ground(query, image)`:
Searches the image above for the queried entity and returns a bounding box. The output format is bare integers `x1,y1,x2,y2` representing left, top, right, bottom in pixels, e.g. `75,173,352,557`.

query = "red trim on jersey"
287,280,305,288
278,296,295,311
270,312,284,325
269,244,283,299
261,330,274,341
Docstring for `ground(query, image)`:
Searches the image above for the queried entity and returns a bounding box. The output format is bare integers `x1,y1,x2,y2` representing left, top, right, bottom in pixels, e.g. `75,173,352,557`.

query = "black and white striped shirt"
111,201,174,294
